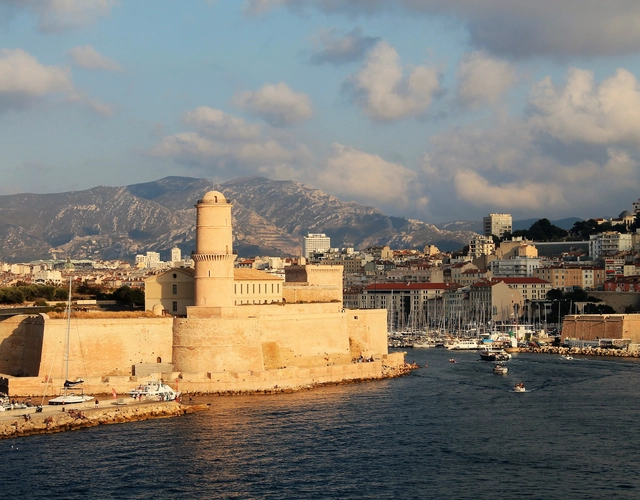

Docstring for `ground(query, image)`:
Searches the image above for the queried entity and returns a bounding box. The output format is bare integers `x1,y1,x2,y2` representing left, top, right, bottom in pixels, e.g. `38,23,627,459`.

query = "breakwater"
520,345,640,358
0,400,209,440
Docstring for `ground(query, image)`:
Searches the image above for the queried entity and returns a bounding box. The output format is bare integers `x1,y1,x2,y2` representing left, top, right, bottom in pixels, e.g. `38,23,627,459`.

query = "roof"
234,268,283,281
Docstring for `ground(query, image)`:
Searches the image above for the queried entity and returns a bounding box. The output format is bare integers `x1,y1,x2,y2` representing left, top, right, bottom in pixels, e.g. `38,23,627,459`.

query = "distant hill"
438,217,582,234
0,176,478,262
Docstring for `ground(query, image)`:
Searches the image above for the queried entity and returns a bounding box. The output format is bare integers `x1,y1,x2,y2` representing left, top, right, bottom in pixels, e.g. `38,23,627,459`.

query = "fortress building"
0,190,404,396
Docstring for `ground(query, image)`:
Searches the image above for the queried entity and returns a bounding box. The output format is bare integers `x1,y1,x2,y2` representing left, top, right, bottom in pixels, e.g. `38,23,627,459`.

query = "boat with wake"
493,364,508,375
514,382,526,393
479,348,512,362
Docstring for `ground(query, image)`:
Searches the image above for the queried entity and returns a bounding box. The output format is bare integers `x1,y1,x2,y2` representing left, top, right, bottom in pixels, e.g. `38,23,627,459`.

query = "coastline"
0,399,209,440
520,345,640,358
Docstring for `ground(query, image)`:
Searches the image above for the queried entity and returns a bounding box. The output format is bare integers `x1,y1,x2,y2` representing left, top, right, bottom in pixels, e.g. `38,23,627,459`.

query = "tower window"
172,301,178,312
172,284,178,295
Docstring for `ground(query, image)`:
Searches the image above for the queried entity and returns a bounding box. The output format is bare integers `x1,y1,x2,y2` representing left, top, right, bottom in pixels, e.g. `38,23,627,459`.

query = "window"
172,301,178,312
172,284,178,295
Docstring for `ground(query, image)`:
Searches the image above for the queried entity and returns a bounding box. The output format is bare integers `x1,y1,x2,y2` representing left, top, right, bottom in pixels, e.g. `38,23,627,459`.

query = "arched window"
157,357,162,363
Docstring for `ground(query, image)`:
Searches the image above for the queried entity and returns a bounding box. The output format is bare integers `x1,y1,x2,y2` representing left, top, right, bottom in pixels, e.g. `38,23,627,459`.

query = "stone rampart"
0,314,45,377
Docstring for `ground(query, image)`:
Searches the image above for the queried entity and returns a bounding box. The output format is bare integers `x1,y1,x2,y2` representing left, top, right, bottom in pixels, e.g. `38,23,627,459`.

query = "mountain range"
0,176,481,263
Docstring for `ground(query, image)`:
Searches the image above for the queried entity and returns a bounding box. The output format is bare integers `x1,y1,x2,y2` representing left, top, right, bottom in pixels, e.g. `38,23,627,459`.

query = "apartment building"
589,232,632,259
302,233,331,259
483,213,512,238
468,235,495,259
489,258,541,278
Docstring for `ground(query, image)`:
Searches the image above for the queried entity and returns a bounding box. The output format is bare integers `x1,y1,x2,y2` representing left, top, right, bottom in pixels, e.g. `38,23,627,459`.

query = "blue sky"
2,1,640,225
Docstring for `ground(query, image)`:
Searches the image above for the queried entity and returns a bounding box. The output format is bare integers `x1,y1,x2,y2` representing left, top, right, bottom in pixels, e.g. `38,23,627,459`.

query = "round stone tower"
192,190,235,308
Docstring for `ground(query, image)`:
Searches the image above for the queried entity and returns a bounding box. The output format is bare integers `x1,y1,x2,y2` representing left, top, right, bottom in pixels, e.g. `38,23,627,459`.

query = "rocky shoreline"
519,346,640,358
0,400,209,440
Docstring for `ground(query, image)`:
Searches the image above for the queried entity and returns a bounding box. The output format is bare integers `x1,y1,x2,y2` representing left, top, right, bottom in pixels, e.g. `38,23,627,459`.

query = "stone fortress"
0,190,405,397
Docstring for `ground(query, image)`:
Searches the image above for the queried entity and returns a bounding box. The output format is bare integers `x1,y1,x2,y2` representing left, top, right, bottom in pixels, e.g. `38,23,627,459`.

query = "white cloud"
32,0,117,33
68,45,123,72
183,107,262,140
456,51,516,108
151,107,313,178
346,41,441,122
0,48,113,115
313,143,427,210
308,27,379,65
529,68,640,145
232,82,313,127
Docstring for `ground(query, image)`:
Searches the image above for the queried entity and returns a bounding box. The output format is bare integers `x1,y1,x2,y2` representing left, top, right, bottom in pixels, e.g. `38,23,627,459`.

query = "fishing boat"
49,277,95,406
493,364,508,375
128,379,181,402
479,348,512,362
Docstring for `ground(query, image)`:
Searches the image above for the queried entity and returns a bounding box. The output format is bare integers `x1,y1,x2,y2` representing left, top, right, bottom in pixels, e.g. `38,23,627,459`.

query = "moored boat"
447,338,481,350
128,379,181,402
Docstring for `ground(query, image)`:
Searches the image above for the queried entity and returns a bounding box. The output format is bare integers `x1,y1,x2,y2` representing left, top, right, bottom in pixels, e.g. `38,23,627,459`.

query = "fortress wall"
282,285,342,303
346,309,389,357
0,315,45,377
562,314,640,342
38,317,174,381
173,316,266,373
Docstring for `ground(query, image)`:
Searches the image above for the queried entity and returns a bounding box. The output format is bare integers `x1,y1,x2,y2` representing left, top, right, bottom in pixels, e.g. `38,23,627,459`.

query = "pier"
0,399,208,440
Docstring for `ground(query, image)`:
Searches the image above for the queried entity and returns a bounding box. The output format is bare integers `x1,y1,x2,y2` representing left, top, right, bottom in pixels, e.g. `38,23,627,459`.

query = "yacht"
447,339,481,350
128,379,181,402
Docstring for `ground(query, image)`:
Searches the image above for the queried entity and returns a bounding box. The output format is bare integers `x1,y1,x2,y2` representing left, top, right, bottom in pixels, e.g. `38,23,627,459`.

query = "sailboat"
48,277,95,406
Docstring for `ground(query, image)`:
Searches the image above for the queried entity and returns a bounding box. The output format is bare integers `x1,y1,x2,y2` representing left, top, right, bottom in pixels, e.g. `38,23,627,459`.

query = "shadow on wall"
0,315,44,377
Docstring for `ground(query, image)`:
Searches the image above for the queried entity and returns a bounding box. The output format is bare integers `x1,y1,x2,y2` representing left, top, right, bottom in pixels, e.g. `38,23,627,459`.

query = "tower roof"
201,190,227,203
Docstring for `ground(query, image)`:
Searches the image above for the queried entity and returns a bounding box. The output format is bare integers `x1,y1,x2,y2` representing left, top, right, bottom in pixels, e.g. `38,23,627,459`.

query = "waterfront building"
469,280,524,324
483,213,512,238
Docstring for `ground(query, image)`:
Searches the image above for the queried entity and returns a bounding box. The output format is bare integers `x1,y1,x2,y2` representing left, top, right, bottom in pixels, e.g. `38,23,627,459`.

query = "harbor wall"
5,351,407,397
562,314,640,342
37,316,174,380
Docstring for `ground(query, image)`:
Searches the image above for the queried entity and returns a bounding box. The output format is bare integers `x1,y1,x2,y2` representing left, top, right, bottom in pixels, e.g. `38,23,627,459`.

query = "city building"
483,213,512,238
589,232,633,260
302,233,331,259
468,235,495,259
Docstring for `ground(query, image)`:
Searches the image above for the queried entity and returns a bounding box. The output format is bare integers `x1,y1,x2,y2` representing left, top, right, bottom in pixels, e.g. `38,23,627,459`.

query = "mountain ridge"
0,176,478,263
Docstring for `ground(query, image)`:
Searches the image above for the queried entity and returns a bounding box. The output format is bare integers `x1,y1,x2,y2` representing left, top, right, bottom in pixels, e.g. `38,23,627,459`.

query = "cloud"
529,68,640,146
346,41,441,122
150,107,313,178
0,48,113,115
0,48,72,110
308,27,380,65
1,0,117,33
68,45,123,72
313,143,428,210
456,51,516,108
232,82,313,127
247,0,640,58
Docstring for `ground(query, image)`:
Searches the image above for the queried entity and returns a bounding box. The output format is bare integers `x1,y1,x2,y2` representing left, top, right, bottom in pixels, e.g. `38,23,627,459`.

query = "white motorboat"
561,354,574,360
128,379,181,402
493,364,508,375
447,339,481,350
514,382,526,393
479,348,512,362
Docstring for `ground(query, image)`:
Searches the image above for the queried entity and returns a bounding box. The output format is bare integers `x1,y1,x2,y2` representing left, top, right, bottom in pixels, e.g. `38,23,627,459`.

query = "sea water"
2,349,640,499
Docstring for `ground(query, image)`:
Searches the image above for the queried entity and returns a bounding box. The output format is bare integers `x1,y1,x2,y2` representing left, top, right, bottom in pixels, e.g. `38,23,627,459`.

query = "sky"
2,1,640,225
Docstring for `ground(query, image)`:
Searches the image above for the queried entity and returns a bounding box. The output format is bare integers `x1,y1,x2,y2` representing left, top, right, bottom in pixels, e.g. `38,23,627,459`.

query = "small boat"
493,364,508,375
448,358,456,363
128,379,181,402
514,382,526,392
561,354,574,360
479,348,512,362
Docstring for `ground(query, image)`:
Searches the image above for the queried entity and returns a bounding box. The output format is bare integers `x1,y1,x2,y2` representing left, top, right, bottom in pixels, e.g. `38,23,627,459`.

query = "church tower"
192,190,235,308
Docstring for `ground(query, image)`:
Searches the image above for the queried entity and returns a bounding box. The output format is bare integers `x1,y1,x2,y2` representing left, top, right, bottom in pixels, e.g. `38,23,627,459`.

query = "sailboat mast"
64,276,72,392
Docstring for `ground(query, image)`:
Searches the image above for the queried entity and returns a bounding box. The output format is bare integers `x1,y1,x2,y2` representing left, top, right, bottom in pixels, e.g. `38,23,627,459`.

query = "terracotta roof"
365,282,452,291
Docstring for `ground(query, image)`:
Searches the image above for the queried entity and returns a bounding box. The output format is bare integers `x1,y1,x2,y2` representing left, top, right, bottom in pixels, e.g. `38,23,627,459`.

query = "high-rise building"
302,233,330,259
483,213,512,238
171,246,181,263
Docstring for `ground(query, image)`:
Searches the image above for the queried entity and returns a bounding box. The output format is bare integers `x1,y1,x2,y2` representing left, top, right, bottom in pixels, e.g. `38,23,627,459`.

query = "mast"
63,276,72,395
